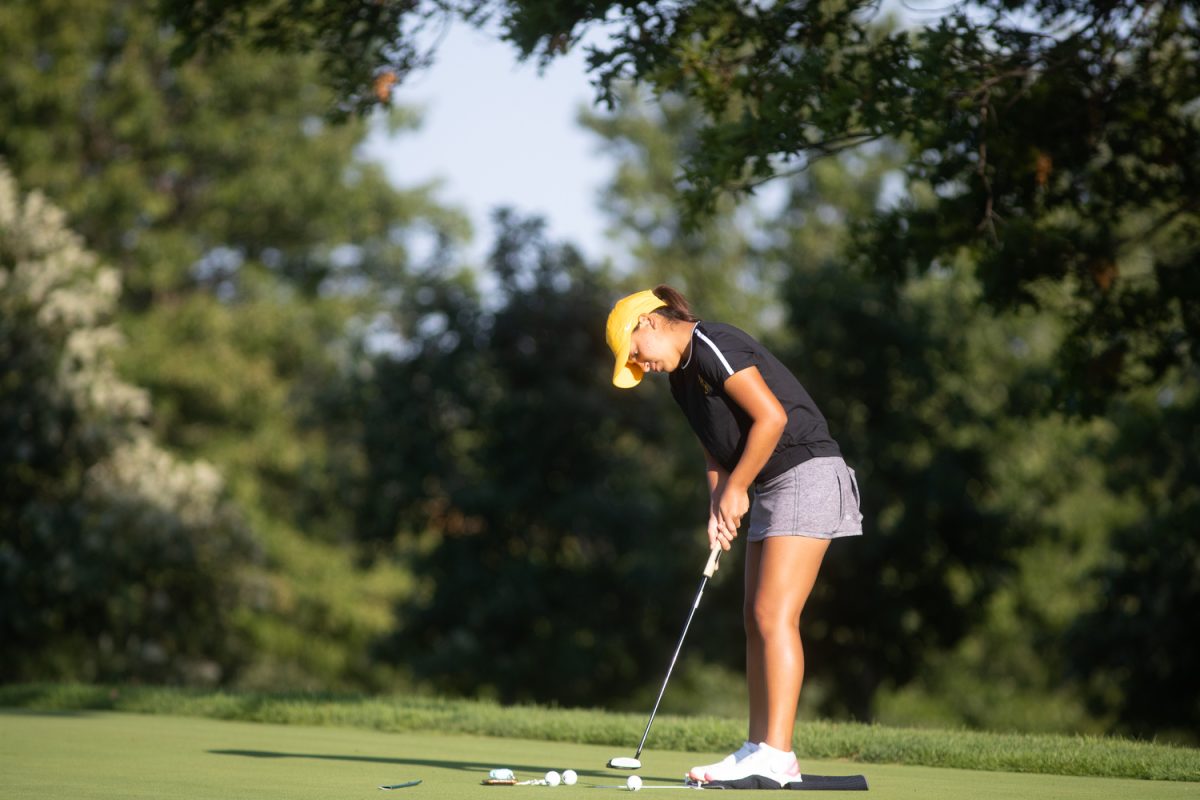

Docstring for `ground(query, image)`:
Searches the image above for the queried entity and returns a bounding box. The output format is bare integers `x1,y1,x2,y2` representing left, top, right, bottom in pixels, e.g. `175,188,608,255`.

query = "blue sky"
362,22,618,268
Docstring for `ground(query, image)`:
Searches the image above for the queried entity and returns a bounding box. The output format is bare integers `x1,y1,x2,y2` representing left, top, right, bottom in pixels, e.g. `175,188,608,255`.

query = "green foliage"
875,379,1200,744
0,0,465,304
1066,379,1200,742
857,4,1200,413
874,412,1134,737
757,143,1200,738
0,164,253,683
365,211,718,706
766,188,1027,719
163,0,440,116
580,89,778,329
0,0,464,691
6,0,1198,744
158,0,1200,407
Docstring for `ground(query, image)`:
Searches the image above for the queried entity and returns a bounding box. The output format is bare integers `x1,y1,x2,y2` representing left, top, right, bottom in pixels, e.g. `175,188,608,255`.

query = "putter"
608,545,722,770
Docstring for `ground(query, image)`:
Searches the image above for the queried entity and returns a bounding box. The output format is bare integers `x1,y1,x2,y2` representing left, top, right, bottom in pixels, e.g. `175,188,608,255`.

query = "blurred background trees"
3,0,1197,743
1,163,252,683
0,0,467,690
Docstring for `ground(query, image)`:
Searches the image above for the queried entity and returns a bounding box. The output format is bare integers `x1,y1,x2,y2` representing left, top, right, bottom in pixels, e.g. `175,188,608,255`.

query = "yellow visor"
606,289,667,388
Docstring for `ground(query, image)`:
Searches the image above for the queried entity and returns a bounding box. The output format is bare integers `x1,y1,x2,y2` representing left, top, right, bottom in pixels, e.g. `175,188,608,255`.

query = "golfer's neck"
675,321,698,364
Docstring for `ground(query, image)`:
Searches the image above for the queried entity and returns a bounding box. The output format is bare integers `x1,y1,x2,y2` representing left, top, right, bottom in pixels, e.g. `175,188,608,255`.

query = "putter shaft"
633,547,721,759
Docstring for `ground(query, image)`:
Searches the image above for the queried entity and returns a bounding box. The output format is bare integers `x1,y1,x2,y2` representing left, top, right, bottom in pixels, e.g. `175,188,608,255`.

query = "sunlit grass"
2,683,1196,782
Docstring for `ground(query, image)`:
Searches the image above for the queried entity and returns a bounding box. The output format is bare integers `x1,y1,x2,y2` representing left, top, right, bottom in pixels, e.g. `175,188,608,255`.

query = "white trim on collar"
678,322,700,370
694,328,734,376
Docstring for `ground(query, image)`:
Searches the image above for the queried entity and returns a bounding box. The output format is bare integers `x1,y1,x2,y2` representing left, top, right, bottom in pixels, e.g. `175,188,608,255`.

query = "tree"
0,0,466,306
159,0,1200,409
581,88,775,330
0,0,467,689
16,0,1196,732
1,163,253,683
1065,379,1200,742
368,211,725,706
760,130,1200,734
755,167,1028,718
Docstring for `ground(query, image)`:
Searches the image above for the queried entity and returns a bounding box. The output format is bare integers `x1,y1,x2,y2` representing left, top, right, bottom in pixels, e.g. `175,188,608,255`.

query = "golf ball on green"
562,770,578,786
626,775,642,791
545,771,561,786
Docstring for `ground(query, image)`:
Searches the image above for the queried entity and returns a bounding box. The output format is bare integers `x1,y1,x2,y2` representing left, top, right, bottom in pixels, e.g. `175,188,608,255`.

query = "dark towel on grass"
703,774,868,791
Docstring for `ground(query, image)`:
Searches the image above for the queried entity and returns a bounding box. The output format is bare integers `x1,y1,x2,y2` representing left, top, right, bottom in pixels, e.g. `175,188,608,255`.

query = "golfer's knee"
744,603,761,641
745,599,797,641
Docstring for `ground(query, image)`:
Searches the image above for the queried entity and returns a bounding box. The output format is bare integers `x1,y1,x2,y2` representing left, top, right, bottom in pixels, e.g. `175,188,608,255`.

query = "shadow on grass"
209,750,676,783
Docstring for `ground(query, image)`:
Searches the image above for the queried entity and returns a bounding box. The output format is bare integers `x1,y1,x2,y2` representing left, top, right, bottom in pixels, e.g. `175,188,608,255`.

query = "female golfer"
605,286,862,787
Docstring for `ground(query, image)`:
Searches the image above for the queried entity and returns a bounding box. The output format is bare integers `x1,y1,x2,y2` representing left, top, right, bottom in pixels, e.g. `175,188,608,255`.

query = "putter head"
607,757,642,770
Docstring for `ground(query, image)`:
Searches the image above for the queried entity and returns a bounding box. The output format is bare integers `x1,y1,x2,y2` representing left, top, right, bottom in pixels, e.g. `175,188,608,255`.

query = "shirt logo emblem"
698,375,713,395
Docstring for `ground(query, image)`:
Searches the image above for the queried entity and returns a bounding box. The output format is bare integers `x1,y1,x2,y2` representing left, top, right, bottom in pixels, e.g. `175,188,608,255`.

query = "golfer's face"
628,319,674,376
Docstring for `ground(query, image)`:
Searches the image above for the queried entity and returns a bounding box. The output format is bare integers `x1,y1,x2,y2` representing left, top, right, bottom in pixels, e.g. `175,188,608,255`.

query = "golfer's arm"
724,367,787,491
701,445,726,495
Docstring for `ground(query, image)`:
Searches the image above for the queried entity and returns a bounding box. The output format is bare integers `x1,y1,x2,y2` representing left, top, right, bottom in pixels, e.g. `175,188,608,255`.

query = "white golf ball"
626,775,642,792
562,770,578,786
545,771,561,787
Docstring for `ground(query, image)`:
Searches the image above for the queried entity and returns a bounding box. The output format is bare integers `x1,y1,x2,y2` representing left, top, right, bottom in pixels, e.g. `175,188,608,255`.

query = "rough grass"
2,683,1197,782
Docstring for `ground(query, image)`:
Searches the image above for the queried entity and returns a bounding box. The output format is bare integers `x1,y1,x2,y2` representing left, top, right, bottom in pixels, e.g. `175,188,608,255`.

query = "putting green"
0,710,1193,800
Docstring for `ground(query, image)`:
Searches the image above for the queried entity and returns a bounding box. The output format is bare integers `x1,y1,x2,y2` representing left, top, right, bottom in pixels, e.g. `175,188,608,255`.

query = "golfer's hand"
710,487,749,550
707,512,725,551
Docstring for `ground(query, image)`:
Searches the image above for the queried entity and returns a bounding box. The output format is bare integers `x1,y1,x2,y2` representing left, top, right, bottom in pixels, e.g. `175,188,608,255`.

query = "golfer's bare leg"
744,540,768,744
745,536,829,751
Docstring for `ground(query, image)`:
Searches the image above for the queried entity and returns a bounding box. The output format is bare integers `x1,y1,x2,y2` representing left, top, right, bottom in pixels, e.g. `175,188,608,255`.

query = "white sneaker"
704,742,801,787
686,741,758,783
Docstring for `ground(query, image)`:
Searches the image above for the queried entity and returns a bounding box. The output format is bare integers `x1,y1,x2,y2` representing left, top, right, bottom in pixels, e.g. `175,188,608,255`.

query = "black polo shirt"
668,321,841,484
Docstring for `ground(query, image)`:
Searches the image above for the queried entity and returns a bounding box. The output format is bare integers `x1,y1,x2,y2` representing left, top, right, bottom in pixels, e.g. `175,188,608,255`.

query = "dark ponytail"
651,284,699,323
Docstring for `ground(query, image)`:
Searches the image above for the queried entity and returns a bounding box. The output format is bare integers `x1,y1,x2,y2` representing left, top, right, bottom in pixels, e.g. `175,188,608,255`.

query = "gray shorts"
748,456,863,541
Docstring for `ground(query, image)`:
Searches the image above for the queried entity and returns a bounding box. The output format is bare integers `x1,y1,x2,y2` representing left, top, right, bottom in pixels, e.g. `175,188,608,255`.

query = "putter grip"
703,545,721,578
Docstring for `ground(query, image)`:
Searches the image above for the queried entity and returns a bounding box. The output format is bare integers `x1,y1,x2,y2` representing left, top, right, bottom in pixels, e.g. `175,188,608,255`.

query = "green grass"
2,684,1197,784
3,709,1199,800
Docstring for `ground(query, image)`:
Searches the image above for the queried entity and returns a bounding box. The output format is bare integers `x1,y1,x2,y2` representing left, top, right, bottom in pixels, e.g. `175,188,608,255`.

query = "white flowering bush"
1,163,254,683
